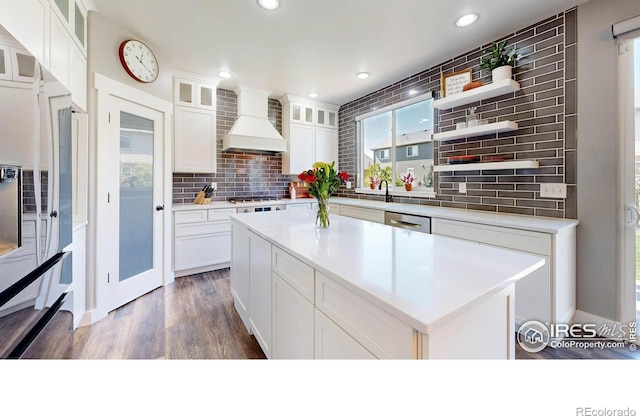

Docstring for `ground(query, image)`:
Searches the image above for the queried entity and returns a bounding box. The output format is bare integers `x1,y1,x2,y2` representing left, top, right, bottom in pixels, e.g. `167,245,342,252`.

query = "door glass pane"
179,82,193,104
16,53,36,78
317,109,325,125
119,112,154,281
292,104,301,121
329,112,336,127
305,107,313,123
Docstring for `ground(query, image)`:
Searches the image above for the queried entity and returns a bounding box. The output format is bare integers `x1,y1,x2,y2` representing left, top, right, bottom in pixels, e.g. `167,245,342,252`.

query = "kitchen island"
230,209,545,359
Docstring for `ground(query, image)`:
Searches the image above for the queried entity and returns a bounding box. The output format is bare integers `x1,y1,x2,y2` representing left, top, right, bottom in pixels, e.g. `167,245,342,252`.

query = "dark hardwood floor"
13,268,640,359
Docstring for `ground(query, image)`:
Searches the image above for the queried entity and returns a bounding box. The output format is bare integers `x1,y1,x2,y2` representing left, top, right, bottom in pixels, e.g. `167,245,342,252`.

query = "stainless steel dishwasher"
384,211,431,233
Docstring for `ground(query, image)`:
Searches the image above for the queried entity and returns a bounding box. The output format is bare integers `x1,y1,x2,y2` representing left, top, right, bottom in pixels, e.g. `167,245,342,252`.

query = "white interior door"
619,35,640,343
105,97,164,311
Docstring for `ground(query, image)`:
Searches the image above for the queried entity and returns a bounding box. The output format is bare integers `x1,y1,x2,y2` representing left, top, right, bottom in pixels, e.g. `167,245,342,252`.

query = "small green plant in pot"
480,41,518,82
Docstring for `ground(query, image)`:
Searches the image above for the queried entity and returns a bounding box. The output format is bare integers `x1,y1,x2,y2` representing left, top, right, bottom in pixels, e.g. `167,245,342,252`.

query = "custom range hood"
222,85,287,152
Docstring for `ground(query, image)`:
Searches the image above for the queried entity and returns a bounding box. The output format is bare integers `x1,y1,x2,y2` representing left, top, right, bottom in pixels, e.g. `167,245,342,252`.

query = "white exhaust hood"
222,85,287,152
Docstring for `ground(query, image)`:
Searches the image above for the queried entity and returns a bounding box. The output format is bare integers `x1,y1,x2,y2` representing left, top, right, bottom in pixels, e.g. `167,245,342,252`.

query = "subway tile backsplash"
335,9,577,219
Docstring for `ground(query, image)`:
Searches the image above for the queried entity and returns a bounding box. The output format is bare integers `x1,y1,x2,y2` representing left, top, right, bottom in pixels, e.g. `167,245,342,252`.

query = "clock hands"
136,54,154,75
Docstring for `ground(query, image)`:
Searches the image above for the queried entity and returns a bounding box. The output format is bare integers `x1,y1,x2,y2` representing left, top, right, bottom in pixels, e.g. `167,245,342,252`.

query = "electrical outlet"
459,183,467,194
540,183,567,198
346,181,352,189
211,182,217,191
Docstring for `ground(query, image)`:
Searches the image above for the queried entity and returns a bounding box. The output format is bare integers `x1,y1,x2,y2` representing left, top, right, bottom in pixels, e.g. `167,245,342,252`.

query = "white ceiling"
93,0,586,106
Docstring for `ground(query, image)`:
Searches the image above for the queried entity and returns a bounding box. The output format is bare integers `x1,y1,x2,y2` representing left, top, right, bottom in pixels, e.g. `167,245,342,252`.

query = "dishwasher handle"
389,218,422,229
384,211,431,233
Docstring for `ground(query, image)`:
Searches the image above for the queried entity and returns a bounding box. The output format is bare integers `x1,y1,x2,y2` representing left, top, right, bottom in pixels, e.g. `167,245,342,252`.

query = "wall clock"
118,39,159,83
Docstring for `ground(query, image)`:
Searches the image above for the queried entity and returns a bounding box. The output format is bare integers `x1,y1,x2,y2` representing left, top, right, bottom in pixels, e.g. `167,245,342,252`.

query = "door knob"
50,210,58,218
155,205,165,211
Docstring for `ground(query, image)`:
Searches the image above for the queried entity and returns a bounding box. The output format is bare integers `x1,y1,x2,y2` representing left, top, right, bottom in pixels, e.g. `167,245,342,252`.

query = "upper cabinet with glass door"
51,0,87,56
174,78,216,111
286,97,338,129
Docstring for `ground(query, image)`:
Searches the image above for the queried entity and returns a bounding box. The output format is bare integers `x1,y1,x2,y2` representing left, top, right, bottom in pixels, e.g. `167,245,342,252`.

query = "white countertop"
230,209,545,333
330,197,578,234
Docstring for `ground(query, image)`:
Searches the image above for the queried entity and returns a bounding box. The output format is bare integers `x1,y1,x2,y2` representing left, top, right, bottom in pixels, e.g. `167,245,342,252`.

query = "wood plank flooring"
11,268,640,359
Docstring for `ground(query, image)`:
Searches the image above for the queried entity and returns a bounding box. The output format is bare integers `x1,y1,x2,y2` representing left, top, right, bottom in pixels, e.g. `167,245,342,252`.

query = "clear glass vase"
316,196,330,229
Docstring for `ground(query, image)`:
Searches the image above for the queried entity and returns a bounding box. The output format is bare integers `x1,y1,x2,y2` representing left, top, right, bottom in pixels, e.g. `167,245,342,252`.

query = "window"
357,95,434,192
406,145,419,157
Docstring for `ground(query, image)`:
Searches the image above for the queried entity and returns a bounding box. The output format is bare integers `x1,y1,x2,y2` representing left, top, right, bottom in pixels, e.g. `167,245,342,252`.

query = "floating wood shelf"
433,121,519,142
433,79,520,110
433,160,539,172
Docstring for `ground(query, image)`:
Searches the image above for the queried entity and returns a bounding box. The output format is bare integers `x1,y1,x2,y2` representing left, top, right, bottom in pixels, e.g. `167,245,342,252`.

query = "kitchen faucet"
378,180,392,203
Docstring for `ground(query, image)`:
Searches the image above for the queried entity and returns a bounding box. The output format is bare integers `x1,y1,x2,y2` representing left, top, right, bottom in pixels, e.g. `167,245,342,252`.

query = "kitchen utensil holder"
193,191,211,205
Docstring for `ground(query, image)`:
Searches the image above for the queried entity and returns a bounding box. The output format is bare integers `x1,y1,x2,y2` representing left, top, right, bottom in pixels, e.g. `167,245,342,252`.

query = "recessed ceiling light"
308,92,318,98
456,13,478,27
218,71,233,79
356,72,370,80
258,0,279,10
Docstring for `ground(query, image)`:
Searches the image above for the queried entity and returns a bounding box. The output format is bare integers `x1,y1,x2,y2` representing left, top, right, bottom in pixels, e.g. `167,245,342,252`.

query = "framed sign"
441,69,472,97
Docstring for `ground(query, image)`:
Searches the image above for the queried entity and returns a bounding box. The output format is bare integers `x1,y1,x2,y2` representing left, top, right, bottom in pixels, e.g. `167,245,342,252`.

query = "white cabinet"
174,107,217,173
272,273,314,359
173,71,221,173
174,78,216,110
289,101,314,125
0,42,37,82
315,126,338,167
315,107,337,128
0,0,48,65
173,208,234,277
229,222,273,357
314,309,376,359
279,94,340,174
338,205,385,224
431,217,575,327
230,222,251,330
248,231,272,358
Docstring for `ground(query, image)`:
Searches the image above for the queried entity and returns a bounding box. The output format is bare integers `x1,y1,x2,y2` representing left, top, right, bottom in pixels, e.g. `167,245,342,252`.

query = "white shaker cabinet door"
249,232,272,358
230,223,251,332
314,309,376,359
271,274,314,359
174,106,216,173
314,126,338,167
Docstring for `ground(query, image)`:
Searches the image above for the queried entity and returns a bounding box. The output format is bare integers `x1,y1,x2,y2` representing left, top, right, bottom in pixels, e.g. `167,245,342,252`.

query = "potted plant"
401,172,415,191
480,40,518,82
364,163,392,189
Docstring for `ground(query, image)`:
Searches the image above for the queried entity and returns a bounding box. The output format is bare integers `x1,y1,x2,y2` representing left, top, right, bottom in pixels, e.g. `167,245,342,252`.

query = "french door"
103,97,164,312
619,35,640,342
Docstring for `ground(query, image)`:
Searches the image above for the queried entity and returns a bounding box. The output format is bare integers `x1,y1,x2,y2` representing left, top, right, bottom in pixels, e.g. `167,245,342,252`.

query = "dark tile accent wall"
172,89,293,204
22,170,48,213
336,10,577,219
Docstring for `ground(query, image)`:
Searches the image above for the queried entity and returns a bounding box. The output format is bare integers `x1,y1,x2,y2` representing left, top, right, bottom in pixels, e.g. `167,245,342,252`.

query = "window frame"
406,145,419,158
355,93,435,198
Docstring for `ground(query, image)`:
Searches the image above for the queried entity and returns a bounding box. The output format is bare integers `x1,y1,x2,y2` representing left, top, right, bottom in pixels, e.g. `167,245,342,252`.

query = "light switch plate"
211,182,217,191
540,183,566,198
459,183,467,194
346,181,352,189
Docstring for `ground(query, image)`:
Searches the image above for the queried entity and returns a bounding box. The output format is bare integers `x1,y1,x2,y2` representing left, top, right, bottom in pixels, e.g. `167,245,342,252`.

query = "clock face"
119,39,159,83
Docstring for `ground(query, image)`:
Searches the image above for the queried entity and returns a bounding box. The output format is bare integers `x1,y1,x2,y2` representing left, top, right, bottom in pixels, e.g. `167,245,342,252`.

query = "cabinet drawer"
339,206,384,224
432,218,551,256
175,222,230,237
315,272,415,359
272,246,314,303
175,210,208,224
208,208,235,221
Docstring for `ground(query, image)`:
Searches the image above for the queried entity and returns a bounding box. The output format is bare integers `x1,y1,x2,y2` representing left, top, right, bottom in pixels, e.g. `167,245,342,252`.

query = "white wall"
577,0,640,321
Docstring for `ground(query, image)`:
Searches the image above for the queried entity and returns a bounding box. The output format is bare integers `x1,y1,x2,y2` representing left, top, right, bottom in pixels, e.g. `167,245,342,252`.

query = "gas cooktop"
228,197,282,204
